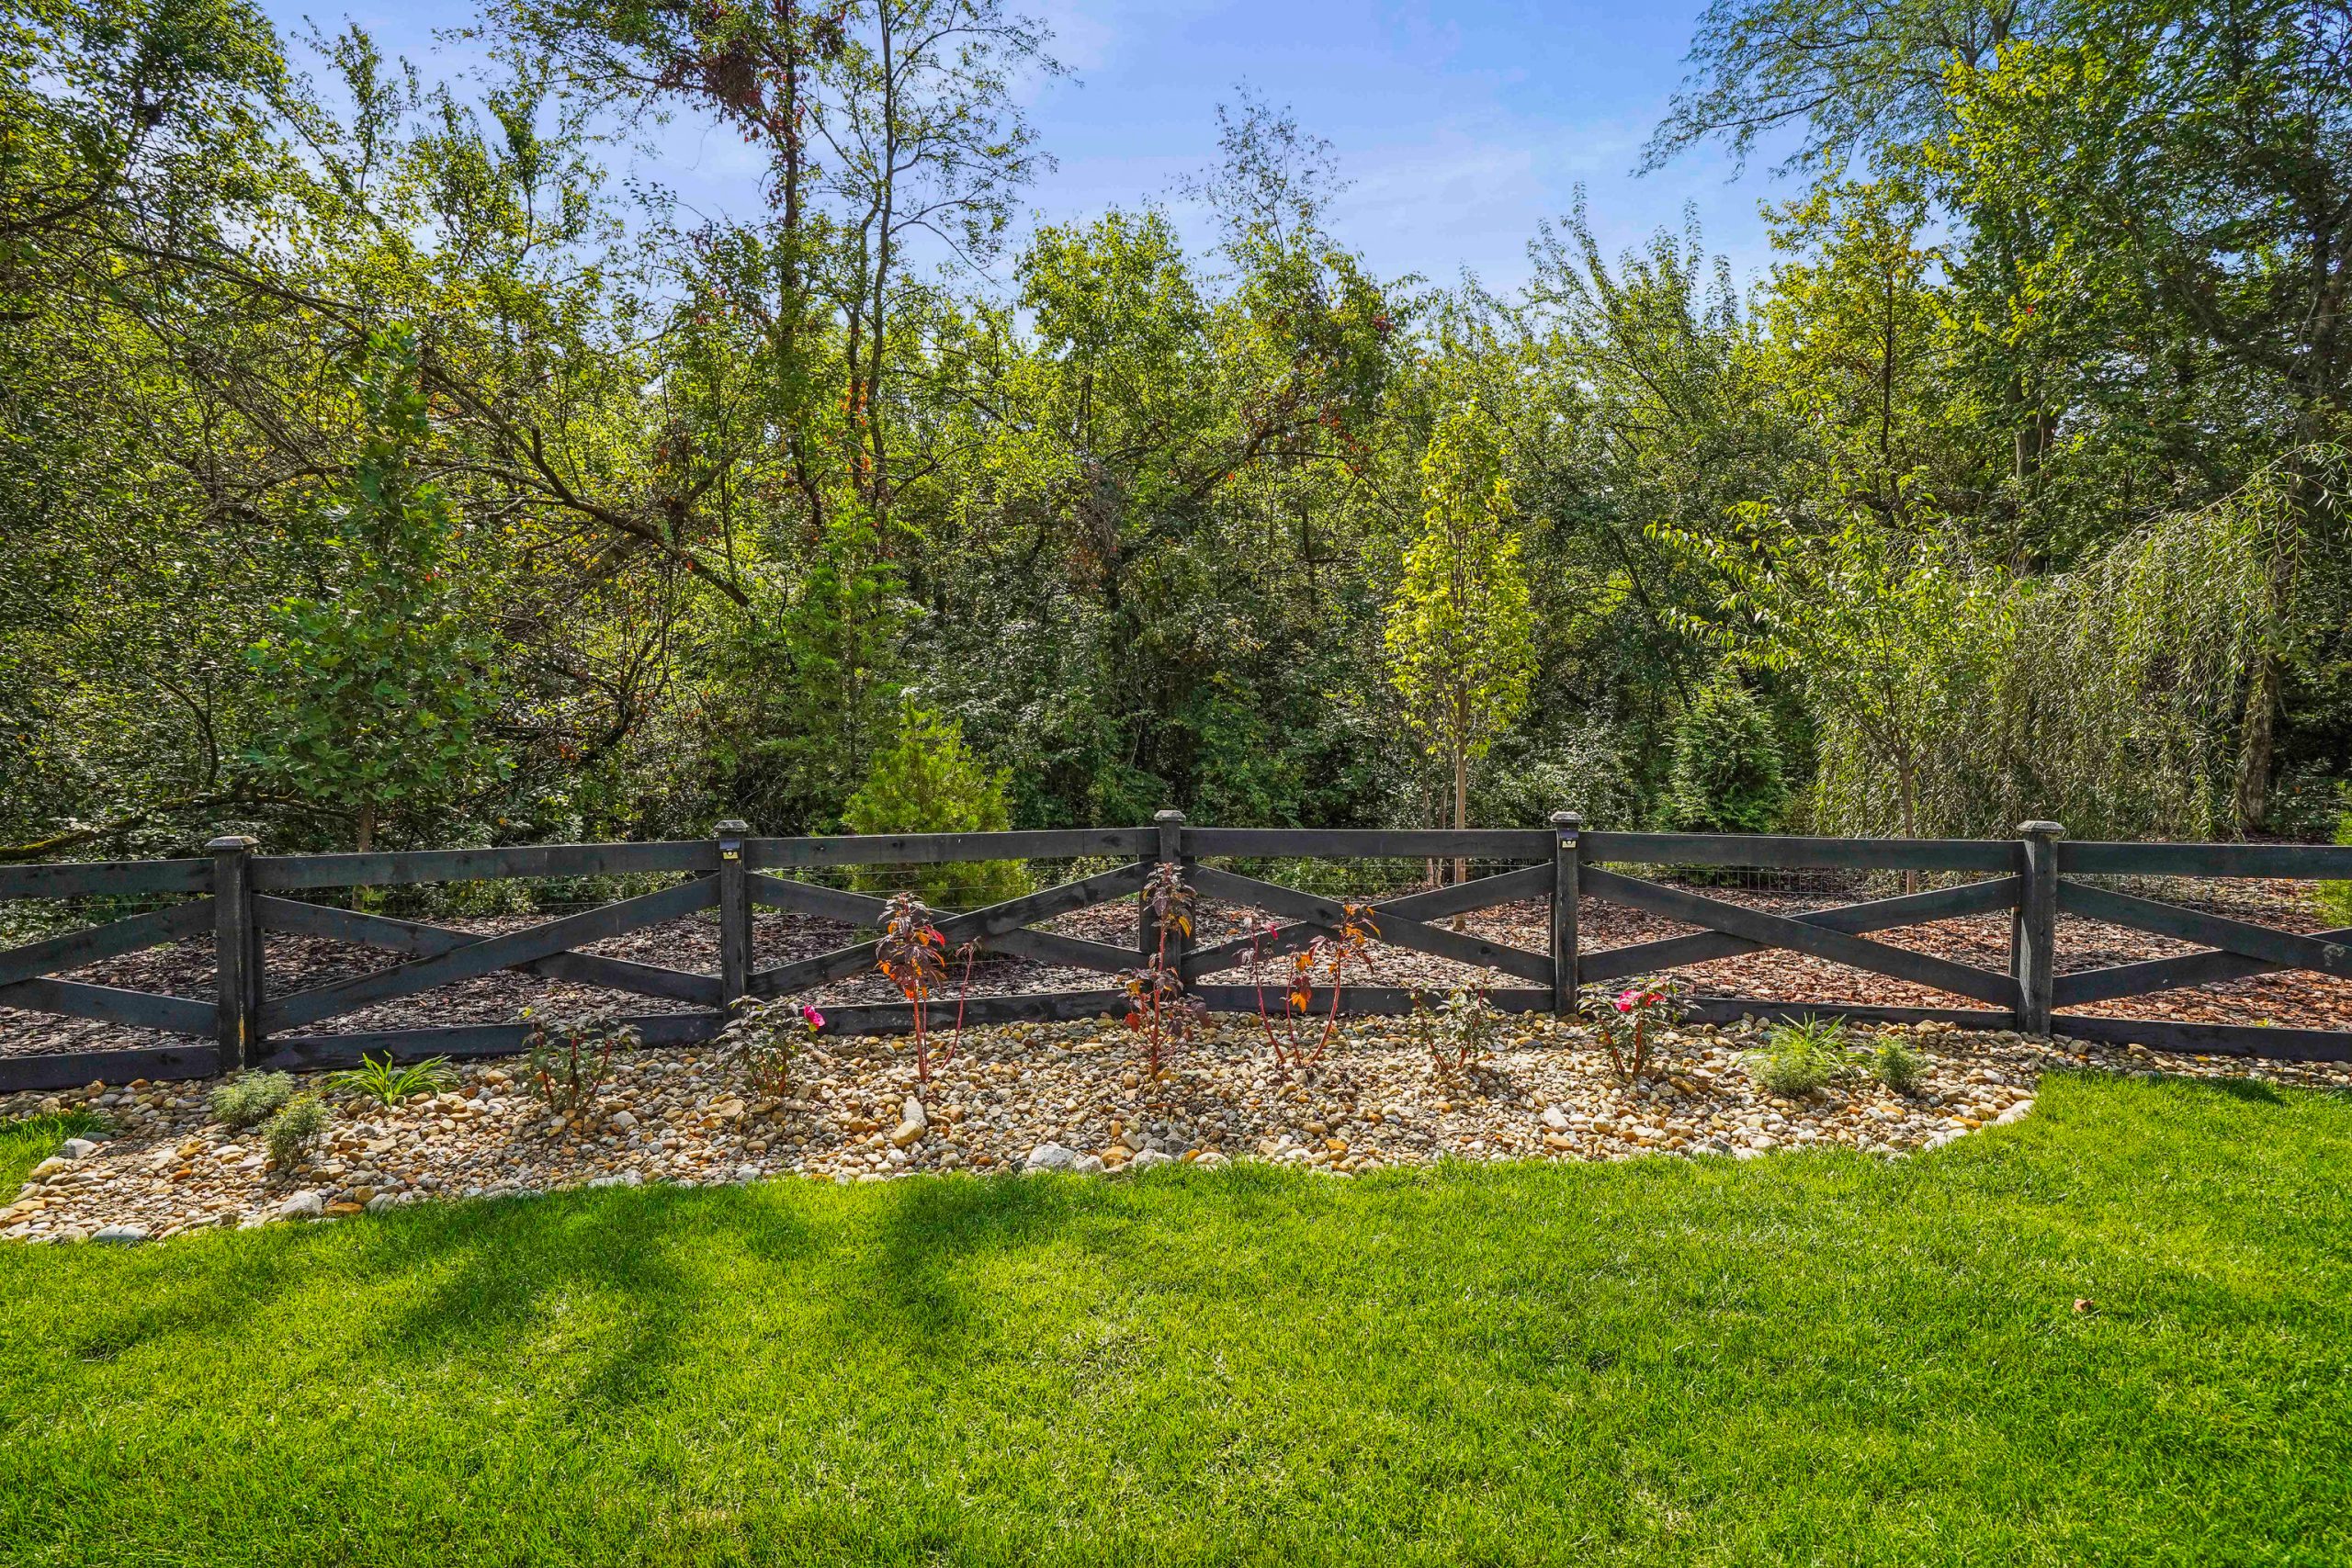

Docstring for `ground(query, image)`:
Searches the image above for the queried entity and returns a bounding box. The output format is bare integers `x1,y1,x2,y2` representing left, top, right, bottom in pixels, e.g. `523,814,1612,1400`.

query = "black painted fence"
2,813,2348,1093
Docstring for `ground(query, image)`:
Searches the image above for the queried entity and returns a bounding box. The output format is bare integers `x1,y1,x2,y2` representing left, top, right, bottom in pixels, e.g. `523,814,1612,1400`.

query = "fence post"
1550,811,1581,1015
1142,808,1187,972
208,835,258,1072
2014,820,2063,1035
716,819,750,1010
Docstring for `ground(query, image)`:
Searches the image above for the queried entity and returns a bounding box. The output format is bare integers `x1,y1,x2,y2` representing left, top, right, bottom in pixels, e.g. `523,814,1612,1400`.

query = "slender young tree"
1385,407,1536,890
244,326,504,852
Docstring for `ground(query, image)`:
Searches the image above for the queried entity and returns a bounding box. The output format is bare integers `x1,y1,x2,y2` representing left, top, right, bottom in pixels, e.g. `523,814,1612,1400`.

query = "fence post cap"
1548,811,1582,829
714,819,750,837
1153,808,1186,824
206,835,258,852
2018,820,2065,837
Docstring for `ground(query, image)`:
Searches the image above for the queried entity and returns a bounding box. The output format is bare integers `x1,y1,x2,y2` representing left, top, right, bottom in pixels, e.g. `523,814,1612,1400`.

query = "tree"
1665,680,1788,834
1932,1,2352,826
1643,0,2053,174
1758,178,1957,530
244,326,504,851
842,699,1026,906
1385,408,1536,886
1657,511,1998,884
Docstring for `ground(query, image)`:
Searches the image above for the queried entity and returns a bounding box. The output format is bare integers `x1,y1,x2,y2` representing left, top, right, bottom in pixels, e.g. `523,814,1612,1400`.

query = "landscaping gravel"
8,1013,2347,1245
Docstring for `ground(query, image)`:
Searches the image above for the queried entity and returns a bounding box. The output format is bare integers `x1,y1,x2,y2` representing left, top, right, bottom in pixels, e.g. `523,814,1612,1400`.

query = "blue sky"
270,0,1799,296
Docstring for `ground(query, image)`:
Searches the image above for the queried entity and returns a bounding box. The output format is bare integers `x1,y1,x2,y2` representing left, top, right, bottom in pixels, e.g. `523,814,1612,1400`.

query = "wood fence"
2,813,2347,1093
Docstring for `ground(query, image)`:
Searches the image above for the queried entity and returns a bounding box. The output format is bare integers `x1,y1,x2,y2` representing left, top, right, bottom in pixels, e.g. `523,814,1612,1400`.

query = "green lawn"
2,1071,2347,1566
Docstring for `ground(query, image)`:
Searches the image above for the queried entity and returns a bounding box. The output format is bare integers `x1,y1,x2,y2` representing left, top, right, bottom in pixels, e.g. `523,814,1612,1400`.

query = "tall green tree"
1384,407,1536,883
244,327,504,851
1933,0,2352,826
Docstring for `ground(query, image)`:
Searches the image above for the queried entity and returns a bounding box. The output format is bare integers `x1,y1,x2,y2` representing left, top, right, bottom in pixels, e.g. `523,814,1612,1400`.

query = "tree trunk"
2238,429,2331,836
2235,650,2280,834
1452,745,1468,931
355,801,378,911
1897,761,1918,897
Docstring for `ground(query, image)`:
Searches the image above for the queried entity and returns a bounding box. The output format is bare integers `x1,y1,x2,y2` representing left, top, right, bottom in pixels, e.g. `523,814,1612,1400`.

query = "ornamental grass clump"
326,1054,457,1107
263,1093,329,1171
1747,1016,1857,1099
209,1071,295,1131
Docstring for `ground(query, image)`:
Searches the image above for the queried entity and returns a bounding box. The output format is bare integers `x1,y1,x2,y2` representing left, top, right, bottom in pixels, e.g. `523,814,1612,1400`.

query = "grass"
0,1109,108,1177
2,1071,2348,1565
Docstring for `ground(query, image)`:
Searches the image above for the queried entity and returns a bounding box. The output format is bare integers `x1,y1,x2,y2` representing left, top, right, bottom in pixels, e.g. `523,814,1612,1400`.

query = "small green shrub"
326,1054,458,1106
209,1072,296,1131
1664,679,1788,835
1746,1016,1855,1098
2319,811,2352,928
263,1094,329,1169
842,700,1029,908
1869,1035,1928,1094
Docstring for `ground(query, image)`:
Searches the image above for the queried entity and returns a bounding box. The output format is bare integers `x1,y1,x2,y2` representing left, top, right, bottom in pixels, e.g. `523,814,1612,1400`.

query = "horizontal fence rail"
1,815,2347,1090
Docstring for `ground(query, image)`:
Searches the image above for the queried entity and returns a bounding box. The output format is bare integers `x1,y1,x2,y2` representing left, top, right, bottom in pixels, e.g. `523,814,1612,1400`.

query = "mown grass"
2,1071,2347,1566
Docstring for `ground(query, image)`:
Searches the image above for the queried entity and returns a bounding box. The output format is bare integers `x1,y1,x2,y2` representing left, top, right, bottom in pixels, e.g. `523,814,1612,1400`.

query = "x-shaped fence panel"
2052,883,2352,1008
0,857,223,1089
0,897,219,1037
744,862,1148,998
255,877,722,1035
253,894,724,1024
1179,863,1555,985
1577,868,2023,1008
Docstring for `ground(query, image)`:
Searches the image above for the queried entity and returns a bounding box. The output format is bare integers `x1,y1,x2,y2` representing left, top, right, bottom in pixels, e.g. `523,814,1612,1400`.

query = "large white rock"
1023,1143,1079,1172
275,1190,325,1222
59,1138,102,1161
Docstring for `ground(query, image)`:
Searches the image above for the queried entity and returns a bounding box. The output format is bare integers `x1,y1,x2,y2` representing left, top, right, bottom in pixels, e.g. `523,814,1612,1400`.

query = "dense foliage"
4,0,2347,862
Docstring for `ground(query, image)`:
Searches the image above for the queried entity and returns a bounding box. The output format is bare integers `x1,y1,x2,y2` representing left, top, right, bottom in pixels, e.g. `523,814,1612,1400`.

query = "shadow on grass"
2177,1075,2290,1105
838,1172,1090,1358
356,1182,834,1412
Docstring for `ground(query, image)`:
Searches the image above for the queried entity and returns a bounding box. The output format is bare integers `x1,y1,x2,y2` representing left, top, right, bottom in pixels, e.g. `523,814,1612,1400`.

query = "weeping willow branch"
1822,446,2343,839
1663,446,2346,841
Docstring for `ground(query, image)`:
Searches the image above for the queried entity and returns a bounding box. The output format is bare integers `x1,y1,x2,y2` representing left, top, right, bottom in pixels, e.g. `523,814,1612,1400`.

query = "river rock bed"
7,1016,2347,1245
